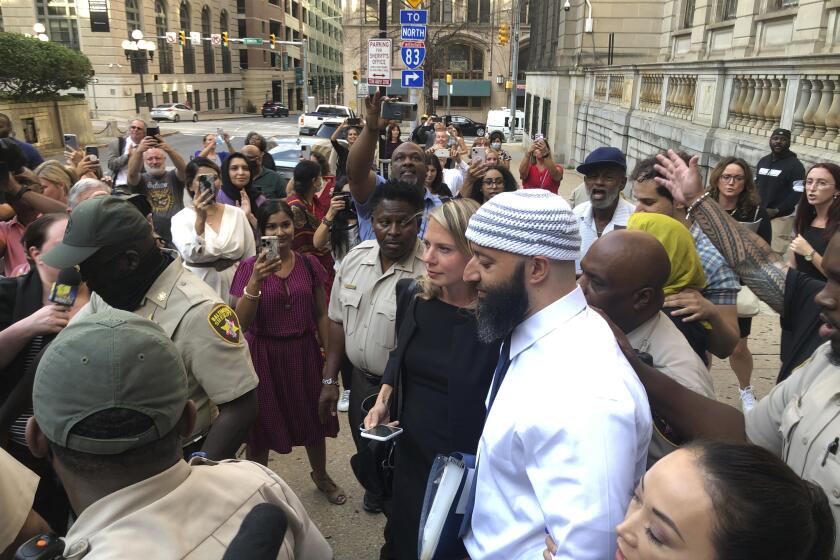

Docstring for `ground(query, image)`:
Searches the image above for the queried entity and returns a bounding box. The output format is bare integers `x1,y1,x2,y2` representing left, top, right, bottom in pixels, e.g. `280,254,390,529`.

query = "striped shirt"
8,335,44,446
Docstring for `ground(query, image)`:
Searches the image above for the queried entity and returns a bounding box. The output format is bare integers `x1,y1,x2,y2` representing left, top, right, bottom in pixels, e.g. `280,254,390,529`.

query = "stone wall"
0,99,95,152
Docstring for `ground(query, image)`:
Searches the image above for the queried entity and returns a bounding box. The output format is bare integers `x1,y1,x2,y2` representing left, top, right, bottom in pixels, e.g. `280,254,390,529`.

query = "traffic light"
498,23,510,46
445,73,452,85
352,70,359,85
270,33,276,49
221,31,228,47
178,30,186,45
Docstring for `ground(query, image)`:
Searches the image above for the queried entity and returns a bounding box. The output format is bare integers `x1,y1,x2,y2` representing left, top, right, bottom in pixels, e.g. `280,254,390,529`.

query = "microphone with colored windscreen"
221,503,289,560
48,267,81,306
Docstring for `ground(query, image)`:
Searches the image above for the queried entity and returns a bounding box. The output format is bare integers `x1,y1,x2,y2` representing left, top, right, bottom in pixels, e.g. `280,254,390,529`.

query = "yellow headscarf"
627,213,706,295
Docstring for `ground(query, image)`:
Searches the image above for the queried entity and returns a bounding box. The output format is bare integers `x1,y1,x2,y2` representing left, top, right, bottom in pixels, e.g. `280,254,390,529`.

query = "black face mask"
82,249,172,311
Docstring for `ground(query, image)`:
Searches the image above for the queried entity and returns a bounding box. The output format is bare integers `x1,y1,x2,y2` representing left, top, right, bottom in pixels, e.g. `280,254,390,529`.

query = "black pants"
348,367,384,455
339,352,353,391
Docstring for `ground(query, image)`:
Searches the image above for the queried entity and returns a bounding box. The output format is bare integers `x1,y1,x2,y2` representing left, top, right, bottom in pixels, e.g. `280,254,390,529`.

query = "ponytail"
292,160,320,198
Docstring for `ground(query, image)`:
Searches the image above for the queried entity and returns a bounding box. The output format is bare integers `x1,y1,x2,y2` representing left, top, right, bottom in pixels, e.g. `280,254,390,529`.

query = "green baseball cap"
42,196,151,269
33,308,188,455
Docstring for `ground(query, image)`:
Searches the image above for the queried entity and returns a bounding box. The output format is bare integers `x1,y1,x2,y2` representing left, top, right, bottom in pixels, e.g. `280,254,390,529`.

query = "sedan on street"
150,103,199,122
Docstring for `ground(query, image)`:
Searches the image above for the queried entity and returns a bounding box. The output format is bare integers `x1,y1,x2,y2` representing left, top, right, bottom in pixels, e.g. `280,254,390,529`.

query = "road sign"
357,80,368,97
432,81,439,100
210,33,221,46
400,10,428,25
405,0,423,7
165,31,177,44
402,70,424,89
190,31,201,46
400,25,427,41
401,45,425,69
367,38,392,86
242,37,263,45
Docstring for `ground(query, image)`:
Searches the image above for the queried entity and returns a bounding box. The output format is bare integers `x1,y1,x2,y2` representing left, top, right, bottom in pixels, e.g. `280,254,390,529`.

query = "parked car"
486,108,525,143
267,136,345,183
444,114,486,137
298,104,357,135
262,101,289,118
150,103,198,122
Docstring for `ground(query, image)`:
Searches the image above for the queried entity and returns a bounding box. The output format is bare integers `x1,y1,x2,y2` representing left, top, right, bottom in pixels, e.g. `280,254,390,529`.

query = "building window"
717,0,737,19
220,10,232,73
214,88,219,108
365,0,377,22
35,0,79,50
180,1,196,74
772,0,797,7
224,88,230,107
466,0,489,22
202,6,215,74
519,0,530,25
156,0,175,73
239,49,248,69
524,93,531,134
531,95,540,136
682,0,695,28
541,98,550,138
434,43,483,80
236,0,244,13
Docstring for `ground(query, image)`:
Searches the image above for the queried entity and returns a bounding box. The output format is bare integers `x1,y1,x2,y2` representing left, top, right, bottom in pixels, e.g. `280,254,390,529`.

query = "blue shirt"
12,138,44,169
690,223,740,306
354,175,442,241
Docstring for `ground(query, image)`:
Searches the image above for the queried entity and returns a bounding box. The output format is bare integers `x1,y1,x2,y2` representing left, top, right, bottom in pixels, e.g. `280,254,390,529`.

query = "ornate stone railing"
665,75,697,120
727,75,786,134
639,74,664,112
791,75,840,146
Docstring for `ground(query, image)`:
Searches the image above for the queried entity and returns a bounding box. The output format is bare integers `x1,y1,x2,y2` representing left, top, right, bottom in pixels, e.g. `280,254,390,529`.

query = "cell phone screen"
363,425,401,438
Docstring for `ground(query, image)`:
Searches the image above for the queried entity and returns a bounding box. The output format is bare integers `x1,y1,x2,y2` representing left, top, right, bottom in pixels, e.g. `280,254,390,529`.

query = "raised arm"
127,137,155,188
159,138,187,182
655,150,786,314
519,145,533,181
347,93,387,204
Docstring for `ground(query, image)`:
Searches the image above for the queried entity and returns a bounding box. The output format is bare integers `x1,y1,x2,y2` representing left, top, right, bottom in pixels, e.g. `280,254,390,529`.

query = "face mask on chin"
491,143,502,150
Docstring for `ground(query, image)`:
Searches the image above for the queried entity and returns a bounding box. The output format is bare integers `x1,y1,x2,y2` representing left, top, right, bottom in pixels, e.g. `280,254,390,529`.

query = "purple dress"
231,253,339,452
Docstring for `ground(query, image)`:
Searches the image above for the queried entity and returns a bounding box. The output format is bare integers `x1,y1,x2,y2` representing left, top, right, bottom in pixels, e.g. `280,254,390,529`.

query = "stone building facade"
341,0,529,122
525,0,840,176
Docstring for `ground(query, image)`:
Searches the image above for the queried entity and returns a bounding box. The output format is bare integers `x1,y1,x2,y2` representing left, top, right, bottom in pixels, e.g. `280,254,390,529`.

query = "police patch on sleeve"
207,304,242,344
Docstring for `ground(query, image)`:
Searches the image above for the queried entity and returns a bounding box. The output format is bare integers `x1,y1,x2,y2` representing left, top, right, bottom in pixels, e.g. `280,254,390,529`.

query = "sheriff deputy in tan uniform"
24,308,331,559
318,181,425,513
43,196,258,460
0,447,50,557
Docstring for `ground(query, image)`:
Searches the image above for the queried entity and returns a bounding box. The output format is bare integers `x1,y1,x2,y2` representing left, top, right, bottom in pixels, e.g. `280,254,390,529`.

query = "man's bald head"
388,142,425,187
579,230,671,333
240,144,262,173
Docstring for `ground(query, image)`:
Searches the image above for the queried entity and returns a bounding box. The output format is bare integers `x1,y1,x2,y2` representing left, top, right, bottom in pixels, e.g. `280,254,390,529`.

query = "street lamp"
33,23,49,41
122,30,156,109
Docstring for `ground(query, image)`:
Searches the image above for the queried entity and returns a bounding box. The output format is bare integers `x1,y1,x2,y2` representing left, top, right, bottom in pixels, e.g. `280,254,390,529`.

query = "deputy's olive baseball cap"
42,196,150,269
33,308,188,455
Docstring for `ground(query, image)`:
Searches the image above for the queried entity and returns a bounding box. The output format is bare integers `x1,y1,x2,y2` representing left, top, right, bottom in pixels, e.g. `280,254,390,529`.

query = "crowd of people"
0,93,839,560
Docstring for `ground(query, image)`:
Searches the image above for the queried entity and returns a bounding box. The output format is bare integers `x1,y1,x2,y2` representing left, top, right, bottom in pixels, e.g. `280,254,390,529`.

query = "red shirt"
522,163,564,194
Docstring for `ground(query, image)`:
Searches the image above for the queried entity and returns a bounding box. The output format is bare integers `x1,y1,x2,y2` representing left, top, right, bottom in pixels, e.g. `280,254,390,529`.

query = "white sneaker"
337,389,350,413
739,386,756,413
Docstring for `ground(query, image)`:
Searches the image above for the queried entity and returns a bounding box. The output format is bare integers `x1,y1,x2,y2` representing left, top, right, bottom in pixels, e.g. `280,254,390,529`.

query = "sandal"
310,471,347,505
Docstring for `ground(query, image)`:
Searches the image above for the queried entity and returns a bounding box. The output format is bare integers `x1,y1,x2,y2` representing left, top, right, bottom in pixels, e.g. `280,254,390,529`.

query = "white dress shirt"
464,286,652,560
573,197,635,273
114,137,138,187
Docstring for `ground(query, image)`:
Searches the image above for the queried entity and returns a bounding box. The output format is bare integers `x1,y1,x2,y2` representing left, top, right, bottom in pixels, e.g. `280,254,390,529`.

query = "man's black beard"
89,249,171,311
475,261,529,344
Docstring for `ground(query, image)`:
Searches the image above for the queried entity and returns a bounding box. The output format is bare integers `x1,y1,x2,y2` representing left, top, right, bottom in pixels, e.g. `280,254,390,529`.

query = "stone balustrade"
664,75,697,120
792,75,840,148
639,74,663,112
594,75,608,101
727,75,786,135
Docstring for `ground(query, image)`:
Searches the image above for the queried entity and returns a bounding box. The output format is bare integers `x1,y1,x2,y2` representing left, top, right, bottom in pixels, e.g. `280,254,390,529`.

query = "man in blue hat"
572,147,636,274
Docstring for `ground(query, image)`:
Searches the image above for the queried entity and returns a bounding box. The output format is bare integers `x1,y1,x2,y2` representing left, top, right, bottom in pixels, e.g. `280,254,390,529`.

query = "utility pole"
378,0,387,96
508,0,520,141
302,38,309,113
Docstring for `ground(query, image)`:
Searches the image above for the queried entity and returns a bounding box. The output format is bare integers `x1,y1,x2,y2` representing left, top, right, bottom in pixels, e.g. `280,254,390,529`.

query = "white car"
151,103,198,122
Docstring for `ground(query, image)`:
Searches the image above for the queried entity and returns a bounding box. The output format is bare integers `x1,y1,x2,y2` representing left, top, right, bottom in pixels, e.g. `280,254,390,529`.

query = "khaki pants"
771,215,795,256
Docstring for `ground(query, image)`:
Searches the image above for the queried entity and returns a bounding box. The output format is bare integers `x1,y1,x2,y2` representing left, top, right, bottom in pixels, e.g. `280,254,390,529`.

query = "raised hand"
653,149,704,207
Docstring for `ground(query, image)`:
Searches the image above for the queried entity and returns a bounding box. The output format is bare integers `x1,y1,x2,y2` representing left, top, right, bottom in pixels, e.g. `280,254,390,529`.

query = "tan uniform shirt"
74,255,258,439
328,239,425,376
628,312,716,464
0,447,39,552
746,341,840,559
61,458,332,559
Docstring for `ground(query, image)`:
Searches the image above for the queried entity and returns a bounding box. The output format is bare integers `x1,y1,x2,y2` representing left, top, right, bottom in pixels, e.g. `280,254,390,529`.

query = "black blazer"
382,278,498,454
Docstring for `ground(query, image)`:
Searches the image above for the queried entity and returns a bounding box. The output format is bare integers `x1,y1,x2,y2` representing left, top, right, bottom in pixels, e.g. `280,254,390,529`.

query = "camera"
563,0,570,11
332,189,356,219
381,101,417,122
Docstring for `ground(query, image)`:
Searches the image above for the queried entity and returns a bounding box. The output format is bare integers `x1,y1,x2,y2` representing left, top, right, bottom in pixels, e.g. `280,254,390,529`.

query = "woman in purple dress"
218,152,266,230
230,199,345,505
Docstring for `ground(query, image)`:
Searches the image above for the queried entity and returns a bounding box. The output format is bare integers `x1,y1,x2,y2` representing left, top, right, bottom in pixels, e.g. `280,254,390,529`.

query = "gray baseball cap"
42,196,150,269
33,308,188,455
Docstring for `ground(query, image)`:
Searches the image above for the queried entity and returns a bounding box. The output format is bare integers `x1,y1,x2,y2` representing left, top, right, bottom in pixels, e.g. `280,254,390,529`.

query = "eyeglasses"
375,211,423,230
720,174,745,183
482,177,505,186
805,178,837,190
130,126,145,130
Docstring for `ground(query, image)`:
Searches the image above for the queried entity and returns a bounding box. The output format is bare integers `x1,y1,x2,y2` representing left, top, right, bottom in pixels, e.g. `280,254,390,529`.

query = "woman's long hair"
220,152,261,210
794,162,840,239
469,165,518,205
184,157,221,199
707,157,760,220
417,198,480,302
424,154,447,197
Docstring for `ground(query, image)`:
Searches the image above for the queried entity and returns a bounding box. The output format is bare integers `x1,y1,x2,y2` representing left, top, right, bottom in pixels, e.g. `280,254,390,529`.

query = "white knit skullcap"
465,189,580,261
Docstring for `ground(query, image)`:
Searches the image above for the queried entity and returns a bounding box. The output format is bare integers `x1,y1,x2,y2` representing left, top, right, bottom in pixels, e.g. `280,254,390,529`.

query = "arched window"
201,6,214,74
220,10,231,73
435,43,483,80
180,1,195,74
156,0,175,74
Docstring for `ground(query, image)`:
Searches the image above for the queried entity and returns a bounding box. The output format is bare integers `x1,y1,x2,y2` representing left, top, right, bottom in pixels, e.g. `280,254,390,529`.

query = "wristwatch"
805,250,816,262
321,378,339,386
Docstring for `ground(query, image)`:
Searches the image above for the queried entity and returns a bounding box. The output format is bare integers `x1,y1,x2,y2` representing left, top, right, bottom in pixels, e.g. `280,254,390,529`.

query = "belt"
186,258,238,271
353,366,382,383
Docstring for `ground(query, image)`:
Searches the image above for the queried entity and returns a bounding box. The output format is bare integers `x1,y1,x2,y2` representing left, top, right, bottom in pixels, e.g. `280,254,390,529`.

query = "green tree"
0,32,94,101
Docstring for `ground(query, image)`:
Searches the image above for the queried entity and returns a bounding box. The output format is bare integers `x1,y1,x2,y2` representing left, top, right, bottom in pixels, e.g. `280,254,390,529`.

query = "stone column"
824,76,840,145
813,76,833,142
791,78,811,139
801,77,822,140
727,77,742,129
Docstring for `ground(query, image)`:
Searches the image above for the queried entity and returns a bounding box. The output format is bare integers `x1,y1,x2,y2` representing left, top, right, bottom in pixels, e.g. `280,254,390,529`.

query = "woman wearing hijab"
628,212,710,365
218,152,266,229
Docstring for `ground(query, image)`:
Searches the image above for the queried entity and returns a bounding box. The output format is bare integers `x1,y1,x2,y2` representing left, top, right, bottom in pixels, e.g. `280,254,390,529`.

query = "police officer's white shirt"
464,286,652,560
746,341,840,559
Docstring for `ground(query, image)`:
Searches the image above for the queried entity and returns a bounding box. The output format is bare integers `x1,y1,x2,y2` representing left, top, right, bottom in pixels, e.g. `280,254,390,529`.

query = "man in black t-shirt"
126,135,187,244
755,128,806,253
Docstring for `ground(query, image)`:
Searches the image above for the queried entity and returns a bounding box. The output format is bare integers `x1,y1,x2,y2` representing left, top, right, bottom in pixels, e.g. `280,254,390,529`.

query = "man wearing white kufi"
460,189,652,560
